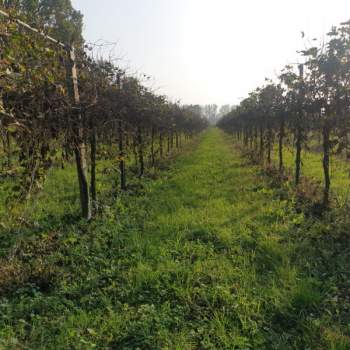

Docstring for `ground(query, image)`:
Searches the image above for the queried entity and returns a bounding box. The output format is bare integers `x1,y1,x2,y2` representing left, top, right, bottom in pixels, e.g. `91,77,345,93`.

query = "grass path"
1,128,347,349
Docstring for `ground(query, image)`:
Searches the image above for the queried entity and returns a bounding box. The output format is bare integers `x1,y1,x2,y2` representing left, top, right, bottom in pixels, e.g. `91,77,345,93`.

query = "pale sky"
72,0,350,106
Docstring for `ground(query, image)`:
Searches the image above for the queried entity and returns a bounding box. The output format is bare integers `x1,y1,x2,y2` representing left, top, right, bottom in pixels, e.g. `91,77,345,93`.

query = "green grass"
270,143,350,204
0,140,189,256
1,129,350,349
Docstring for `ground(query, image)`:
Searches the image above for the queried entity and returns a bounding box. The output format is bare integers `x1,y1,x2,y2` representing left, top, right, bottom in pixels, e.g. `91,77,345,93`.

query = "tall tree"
202,104,218,125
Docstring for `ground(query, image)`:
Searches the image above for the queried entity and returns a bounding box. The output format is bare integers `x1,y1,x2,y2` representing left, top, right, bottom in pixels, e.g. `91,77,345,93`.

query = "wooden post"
322,118,331,206
90,121,97,210
295,64,304,186
259,126,264,162
137,126,144,177
118,120,126,190
167,130,170,154
66,47,91,220
278,118,285,173
151,127,155,166
159,132,163,158
267,125,272,165
170,128,174,149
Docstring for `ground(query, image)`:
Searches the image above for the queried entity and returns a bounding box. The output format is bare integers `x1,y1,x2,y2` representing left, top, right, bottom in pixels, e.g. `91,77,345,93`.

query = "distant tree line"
201,104,236,125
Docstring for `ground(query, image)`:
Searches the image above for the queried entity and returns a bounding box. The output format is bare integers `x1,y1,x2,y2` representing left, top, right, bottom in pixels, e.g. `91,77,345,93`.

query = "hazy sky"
72,0,350,106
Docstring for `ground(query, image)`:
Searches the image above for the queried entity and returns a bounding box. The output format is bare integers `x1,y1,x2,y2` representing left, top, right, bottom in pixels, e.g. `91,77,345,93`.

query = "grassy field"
1,128,350,349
